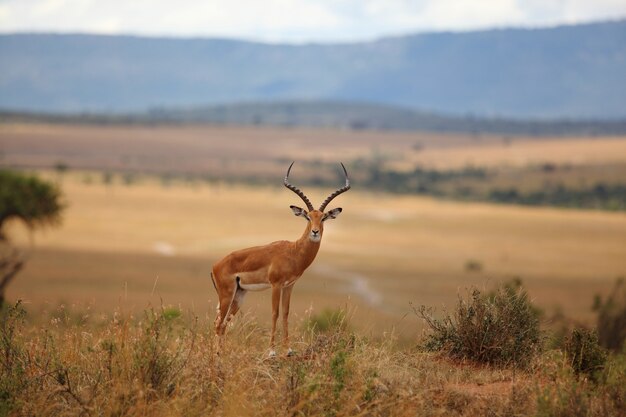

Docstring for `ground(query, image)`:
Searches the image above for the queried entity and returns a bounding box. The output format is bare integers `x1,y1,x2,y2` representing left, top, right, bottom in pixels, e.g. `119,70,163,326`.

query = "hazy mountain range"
0,20,625,119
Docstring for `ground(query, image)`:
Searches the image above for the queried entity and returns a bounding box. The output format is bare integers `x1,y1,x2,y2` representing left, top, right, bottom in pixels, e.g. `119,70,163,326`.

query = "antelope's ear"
290,205,310,220
322,207,342,221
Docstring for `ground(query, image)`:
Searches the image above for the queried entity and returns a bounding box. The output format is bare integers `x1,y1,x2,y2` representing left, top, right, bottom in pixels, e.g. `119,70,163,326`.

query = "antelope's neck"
294,229,321,271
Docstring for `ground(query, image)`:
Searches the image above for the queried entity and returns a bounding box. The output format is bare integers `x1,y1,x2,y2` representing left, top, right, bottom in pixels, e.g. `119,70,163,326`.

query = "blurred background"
1,1,625,340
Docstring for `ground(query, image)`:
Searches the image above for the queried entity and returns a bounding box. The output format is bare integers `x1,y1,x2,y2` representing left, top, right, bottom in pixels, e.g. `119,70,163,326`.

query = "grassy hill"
2,291,624,416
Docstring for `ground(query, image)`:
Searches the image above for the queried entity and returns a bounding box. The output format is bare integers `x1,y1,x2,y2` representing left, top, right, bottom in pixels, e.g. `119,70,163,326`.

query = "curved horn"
319,162,350,212
284,162,314,212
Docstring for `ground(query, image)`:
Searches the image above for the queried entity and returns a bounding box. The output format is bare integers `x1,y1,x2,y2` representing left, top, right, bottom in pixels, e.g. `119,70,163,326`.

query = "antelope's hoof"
268,350,277,358
287,348,295,357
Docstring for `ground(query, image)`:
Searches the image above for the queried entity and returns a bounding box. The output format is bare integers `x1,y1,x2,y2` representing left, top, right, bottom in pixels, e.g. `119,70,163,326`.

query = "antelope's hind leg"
214,277,243,336
228,288,245,321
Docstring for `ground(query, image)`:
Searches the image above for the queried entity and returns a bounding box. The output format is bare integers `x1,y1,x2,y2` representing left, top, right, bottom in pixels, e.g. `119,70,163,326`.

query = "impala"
211,162,350,356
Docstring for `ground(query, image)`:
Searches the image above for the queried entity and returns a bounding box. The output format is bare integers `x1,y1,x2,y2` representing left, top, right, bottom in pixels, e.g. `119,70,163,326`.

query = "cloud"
0,0,624,42
417,0,525,30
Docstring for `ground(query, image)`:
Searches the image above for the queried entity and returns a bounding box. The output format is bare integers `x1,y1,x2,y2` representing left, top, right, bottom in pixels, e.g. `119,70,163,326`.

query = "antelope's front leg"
281,285,294,356
269,285,282,357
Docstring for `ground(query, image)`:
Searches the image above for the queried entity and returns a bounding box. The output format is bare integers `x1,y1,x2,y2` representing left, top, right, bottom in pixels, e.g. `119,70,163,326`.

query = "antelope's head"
284,162,350,243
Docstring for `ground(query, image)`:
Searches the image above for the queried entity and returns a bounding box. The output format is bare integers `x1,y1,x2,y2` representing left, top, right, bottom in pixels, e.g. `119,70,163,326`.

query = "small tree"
0,170,64,305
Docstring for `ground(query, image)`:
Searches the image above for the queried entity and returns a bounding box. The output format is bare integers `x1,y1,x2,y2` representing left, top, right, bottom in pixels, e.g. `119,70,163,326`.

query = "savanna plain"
1,122,626,416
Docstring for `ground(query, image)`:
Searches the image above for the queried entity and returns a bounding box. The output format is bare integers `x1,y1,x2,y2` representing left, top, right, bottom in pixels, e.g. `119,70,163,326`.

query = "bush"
535,379,593,417
602,351,626,413
304,308,349,333
594,278,626,351
464,259,483,273
133,307,190,394
535,349,625,417
0,301,27,415
416,283,541,367
564,327,607,381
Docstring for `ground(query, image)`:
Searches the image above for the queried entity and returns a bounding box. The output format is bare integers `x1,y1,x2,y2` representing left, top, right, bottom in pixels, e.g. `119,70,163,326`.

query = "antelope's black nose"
312,229,320,235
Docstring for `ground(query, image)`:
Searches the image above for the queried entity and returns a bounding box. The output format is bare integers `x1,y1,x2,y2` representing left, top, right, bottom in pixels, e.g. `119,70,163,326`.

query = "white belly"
236,268,271,291
239,282,271,291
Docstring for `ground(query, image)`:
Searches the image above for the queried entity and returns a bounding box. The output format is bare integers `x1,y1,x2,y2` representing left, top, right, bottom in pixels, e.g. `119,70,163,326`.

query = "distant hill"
1,20,625,119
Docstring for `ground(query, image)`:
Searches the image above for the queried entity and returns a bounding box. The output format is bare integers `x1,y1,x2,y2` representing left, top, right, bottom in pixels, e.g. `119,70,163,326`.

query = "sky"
1,0,625,43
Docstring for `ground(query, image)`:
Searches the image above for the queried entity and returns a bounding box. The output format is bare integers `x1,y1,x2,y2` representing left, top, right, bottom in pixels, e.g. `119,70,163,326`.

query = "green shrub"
416,283,541,367
535,349,625,417
535,380,593,417
101,171,113,185
121,172,137,186
0,301,27,415
602,351,626,413
564,327,607,381
133,308,188,394
162,307,182,321
282,323,358,417
330,349,348,398
304,308,349,333
464,259,483,273
594,277,626,351
487,277,544,320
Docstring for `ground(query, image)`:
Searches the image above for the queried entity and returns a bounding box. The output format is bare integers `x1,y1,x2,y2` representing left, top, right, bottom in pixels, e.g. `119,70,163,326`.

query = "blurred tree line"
344,160,626,211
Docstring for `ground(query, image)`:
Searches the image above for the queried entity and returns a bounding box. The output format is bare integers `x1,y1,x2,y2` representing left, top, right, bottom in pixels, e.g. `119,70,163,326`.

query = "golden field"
1,122,626,340
3,122,626,174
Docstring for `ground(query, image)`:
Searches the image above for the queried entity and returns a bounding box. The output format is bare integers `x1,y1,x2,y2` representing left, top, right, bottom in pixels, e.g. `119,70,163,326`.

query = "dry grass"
2,302,624,417
3,302,519,416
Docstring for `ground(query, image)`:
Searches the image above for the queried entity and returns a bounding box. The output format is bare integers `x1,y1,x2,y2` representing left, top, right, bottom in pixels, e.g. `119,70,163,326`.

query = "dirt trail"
312,264,383,308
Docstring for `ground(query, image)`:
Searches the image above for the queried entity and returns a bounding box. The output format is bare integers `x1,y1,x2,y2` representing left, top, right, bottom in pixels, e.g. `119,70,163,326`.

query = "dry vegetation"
2,299,625,417
2,122,626,415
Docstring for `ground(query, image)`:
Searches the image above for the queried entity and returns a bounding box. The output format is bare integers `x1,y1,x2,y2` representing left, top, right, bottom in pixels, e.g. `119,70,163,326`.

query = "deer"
210,162,350,357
